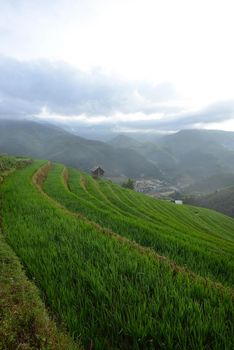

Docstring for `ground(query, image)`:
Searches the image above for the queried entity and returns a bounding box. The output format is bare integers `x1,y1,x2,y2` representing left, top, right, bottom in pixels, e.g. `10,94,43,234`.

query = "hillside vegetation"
0,154,32,182
184,186,234,218
0,156,81,350
44,164,234,286
0,235,81,350
0,160,233,349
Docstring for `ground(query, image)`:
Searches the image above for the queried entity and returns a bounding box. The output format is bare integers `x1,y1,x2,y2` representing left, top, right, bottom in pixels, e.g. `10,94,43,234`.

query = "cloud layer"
0,56,234,132
0,56,178,116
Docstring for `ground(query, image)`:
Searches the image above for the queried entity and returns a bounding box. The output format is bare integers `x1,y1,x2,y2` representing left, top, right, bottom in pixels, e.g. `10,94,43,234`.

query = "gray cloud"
0,56,233,133
0,58,175,116
0,56,177,118
78,100,234,133
152,101,234,131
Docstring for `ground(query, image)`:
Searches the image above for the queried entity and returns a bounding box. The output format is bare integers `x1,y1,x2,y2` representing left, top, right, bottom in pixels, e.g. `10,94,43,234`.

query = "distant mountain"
160,129,234,154
159,129,234,182
108,134,142,149
183,173,234,194
0,119,161,178
1,121,233,185
109,129,234,185
183,186,234,218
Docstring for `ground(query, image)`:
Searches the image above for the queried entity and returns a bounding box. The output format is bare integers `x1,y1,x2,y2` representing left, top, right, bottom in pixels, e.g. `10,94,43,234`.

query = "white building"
174,200,183,205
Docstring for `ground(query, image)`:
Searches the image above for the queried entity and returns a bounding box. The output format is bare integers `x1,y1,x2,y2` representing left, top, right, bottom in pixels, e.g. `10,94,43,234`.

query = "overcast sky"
1,0,234,133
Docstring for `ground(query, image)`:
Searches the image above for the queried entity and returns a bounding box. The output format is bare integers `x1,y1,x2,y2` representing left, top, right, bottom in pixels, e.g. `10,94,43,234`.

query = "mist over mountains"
0,119,161,178
109,129,234,184
1,119,234,190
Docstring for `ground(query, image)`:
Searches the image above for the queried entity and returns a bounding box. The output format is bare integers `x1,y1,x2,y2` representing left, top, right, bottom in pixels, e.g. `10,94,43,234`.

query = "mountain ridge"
0,119,161,178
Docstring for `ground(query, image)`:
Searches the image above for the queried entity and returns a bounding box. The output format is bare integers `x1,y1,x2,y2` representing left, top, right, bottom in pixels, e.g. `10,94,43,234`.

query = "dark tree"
122,178,134,190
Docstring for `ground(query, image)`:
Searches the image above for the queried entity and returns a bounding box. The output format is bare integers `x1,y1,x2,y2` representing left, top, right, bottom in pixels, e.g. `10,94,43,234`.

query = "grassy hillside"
0,154,32,182
44,164,234,286
0,156,81,350
0,235,81,350
0,160,233,349
184,186,234,218
0,119,161,178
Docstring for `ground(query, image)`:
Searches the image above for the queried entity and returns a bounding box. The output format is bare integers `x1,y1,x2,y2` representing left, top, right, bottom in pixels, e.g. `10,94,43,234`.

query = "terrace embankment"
0,158,81,350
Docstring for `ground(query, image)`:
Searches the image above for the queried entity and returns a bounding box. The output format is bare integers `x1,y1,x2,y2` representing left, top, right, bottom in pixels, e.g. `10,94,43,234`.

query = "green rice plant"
97,175,234,240
0,160,233,349
44,163,234,287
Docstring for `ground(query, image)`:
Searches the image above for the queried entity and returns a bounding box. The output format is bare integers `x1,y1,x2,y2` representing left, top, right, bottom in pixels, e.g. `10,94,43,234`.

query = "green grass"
0,158,81,350
0,155,32,183
43,163,234,287
0,234,81,350
0,160,233,349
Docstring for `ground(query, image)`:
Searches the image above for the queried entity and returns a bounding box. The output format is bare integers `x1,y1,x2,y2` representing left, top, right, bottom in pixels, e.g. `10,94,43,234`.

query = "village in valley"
134,179,180,199
93,165,182,201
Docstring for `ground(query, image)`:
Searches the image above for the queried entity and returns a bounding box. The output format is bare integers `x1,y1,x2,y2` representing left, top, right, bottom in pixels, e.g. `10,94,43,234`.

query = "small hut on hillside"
91,166,105,178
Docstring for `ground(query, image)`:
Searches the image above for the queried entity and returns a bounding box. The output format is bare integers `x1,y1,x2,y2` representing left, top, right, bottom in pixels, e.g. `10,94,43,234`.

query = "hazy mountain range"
1,119,234,189
108,129,234,186
0,119,160,178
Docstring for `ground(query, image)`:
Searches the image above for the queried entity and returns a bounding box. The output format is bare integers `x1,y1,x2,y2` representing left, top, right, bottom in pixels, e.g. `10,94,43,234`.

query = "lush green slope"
0,160,233,349
0,156,81,350
184,186,234,218
43,163,234,287
0,235,81,350
0,154,32,182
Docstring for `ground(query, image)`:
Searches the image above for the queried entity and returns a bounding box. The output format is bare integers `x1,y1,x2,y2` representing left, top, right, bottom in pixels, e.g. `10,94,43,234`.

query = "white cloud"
0,1,234,131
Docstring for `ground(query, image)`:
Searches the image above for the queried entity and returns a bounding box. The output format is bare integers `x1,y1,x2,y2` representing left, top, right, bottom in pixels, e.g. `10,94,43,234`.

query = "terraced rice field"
0,160,233,349
44,163,234,287
0,157,81,350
